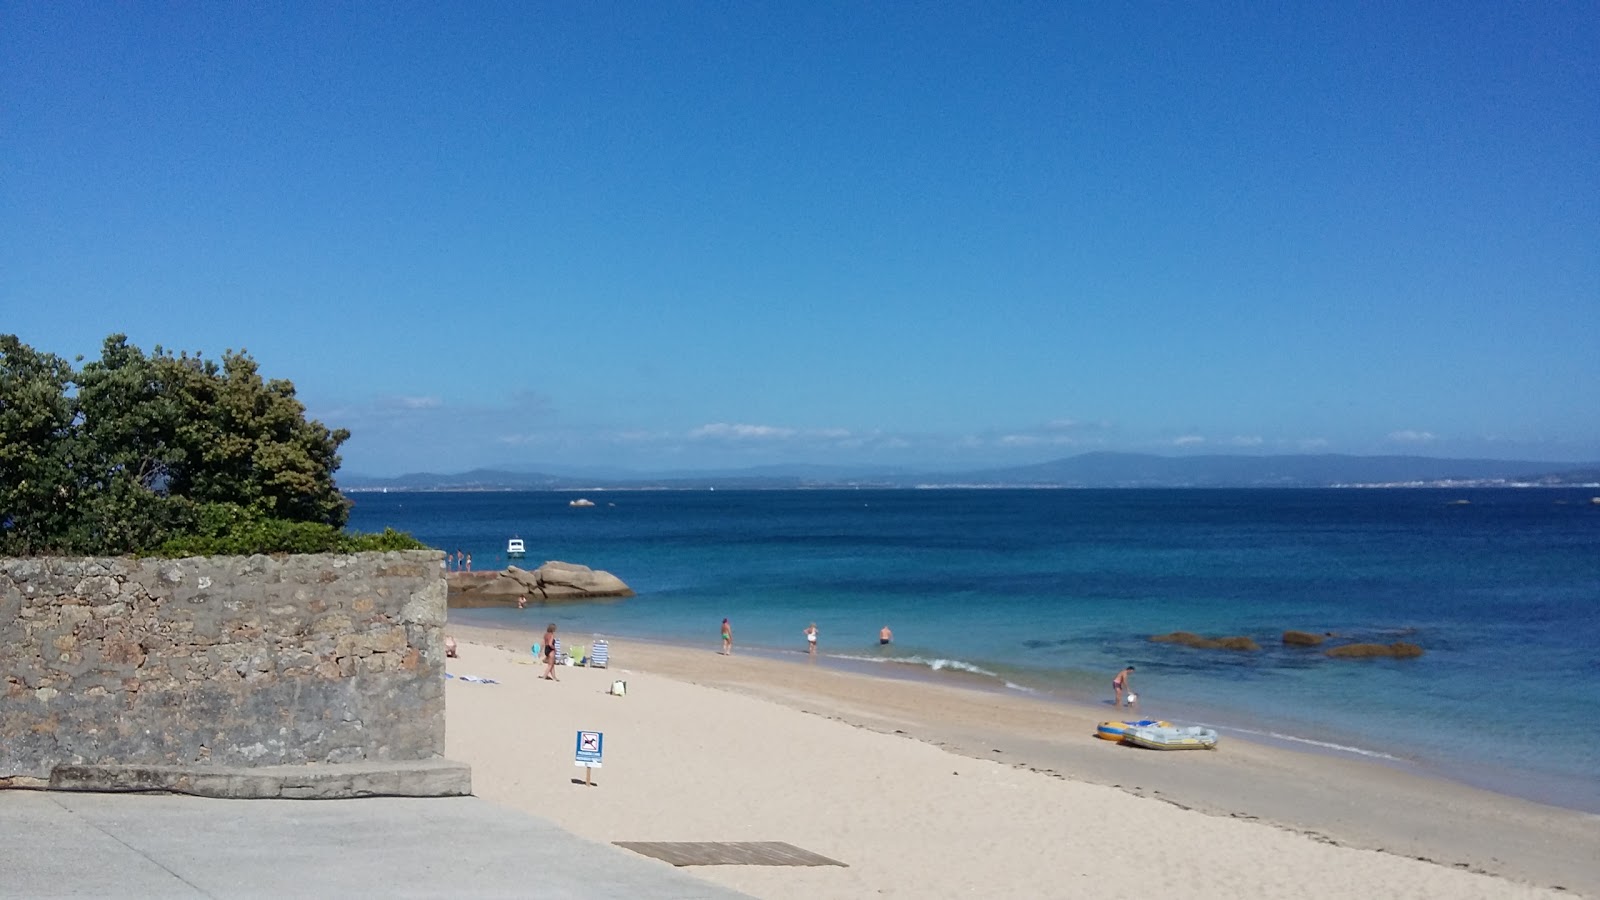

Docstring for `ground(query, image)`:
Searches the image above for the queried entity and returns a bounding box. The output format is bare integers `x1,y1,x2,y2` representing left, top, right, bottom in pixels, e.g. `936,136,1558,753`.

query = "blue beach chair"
590,639,609,669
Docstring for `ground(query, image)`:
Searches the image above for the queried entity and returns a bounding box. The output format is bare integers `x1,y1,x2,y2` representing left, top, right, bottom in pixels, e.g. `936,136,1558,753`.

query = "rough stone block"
1,551,446,780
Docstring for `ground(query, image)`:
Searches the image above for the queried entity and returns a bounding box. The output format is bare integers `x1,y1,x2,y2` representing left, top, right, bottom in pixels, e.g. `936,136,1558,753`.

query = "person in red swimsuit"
1112,666,1135,708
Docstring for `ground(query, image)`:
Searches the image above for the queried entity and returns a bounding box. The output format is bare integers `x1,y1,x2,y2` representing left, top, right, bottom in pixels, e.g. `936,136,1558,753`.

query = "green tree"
71,336,191,554
144,345,351,527
1,333,414,556
0,335,80,555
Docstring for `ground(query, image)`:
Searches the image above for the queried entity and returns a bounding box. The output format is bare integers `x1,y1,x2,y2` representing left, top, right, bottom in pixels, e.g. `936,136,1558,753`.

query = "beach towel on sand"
445,673,499,684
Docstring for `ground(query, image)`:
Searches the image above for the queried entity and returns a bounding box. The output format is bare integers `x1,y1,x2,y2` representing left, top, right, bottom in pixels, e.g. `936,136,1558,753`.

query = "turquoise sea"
346,488,1600,812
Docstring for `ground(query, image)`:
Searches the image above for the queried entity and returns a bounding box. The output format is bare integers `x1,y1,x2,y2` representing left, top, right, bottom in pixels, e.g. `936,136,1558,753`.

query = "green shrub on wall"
157,503,427,556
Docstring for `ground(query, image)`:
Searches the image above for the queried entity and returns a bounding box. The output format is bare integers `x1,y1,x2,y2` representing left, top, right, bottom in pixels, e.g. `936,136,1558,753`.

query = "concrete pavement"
0,790,749,899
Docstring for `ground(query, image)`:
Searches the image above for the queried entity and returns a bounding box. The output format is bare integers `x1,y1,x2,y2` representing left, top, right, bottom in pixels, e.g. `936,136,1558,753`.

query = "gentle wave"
1227,726,1400,761
830,653,1002,679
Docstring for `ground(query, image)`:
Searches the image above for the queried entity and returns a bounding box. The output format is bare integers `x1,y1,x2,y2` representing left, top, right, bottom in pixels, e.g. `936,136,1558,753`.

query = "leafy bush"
154,503,426,556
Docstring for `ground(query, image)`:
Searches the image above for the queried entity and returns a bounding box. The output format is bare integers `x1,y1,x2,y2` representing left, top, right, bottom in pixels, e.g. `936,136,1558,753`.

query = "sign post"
574,730,603,786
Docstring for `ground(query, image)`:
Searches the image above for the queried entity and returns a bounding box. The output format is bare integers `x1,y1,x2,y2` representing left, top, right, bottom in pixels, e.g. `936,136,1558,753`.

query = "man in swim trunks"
879,625,892,645
1113,666,1135,708
721,618,733,655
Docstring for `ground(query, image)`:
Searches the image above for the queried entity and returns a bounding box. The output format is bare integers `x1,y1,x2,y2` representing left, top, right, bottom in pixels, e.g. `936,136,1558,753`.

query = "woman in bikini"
542,624,560,681
804,623,818,657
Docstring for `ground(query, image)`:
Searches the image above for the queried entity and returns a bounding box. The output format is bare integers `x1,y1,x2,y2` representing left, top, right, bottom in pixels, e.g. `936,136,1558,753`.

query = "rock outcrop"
1325,641,1424,659
447,561,633,607
1282,630,1326,647
1149,632,1260,652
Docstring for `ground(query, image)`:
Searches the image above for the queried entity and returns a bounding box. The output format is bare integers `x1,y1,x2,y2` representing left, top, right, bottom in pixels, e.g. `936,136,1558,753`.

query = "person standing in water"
1112,666,1135,708
804,623,818,656
720,618,733,655
879,625,893,645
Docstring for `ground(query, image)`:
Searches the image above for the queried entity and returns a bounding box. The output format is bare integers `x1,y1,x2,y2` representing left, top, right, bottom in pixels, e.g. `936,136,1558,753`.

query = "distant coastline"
339,451,1600,492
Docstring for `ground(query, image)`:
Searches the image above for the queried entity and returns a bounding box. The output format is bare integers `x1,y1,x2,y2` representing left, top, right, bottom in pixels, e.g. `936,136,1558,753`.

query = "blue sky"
4,2,1596,475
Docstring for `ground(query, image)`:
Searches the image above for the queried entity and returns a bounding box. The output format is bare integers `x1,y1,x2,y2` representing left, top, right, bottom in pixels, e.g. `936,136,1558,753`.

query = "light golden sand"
444,623,1598,899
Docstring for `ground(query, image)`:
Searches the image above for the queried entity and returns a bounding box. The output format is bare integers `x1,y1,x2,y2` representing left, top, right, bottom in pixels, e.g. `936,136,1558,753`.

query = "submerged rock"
1149,632,1260,652
1325,641,1424,659
1282,630,1326,647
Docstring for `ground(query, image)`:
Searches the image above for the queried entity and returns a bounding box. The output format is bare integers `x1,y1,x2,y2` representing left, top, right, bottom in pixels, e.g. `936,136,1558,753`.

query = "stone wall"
0,551,447,780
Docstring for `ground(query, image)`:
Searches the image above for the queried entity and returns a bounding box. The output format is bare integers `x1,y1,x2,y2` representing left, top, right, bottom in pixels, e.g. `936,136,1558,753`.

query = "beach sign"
575,730,603,785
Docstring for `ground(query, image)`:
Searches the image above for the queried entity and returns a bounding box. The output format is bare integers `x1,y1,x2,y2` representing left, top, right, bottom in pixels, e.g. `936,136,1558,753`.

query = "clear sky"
4,2,1596,476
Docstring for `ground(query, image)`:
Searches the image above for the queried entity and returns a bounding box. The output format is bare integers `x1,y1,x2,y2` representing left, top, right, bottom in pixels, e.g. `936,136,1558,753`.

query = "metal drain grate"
614,841,847,867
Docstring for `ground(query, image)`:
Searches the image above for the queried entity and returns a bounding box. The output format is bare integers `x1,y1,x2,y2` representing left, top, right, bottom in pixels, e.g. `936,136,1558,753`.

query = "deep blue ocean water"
347,488,1600,811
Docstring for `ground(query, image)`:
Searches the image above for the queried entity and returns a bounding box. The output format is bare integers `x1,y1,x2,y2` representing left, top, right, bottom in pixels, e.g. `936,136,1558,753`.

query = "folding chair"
589,639,609,669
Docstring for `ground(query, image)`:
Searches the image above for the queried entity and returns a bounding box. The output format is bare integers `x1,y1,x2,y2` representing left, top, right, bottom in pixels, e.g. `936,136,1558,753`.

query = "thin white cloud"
396,395,442,410
1297,437,1330,450
1174,435,1206,446
998,433,1081,447
1228,435,1264,447
1388,429,1437,443
690,423,798,440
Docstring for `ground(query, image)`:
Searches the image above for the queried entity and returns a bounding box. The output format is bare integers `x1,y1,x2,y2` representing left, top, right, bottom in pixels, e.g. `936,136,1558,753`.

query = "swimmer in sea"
879,625,892,645
1113,666,1135,708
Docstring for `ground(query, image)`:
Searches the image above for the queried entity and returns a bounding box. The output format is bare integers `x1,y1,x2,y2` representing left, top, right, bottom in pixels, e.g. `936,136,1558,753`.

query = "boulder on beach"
1149,632,1260,652
1282,630,1326,647
1325,641,1425,659
447,561,633,607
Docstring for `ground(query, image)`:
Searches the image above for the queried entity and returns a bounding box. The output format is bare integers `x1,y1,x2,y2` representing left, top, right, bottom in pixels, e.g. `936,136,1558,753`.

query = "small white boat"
569,498,595,507
506,538,525,558
1124,724,1219,751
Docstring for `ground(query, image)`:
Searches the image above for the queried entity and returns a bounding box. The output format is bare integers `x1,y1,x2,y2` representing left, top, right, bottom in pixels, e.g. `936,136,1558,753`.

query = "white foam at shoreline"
1227,726,1400,761
831,653,1002,679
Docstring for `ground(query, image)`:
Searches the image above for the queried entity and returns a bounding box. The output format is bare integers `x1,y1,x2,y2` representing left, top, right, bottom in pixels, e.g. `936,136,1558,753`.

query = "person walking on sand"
804,623,818,656
879,625,893,645
542,624,560,681
1112,666,1135,708
720,618,733,655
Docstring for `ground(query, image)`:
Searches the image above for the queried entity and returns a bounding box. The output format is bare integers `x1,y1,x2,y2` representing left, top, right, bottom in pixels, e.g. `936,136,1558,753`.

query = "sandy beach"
444,623,1598,899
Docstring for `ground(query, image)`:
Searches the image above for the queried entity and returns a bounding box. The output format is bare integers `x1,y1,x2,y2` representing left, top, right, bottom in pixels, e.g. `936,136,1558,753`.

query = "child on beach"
1113,666,1135,708
721,618,733,655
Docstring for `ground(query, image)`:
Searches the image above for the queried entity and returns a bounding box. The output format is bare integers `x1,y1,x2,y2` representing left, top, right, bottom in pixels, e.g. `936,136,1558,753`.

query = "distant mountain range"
339,453,1600,491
